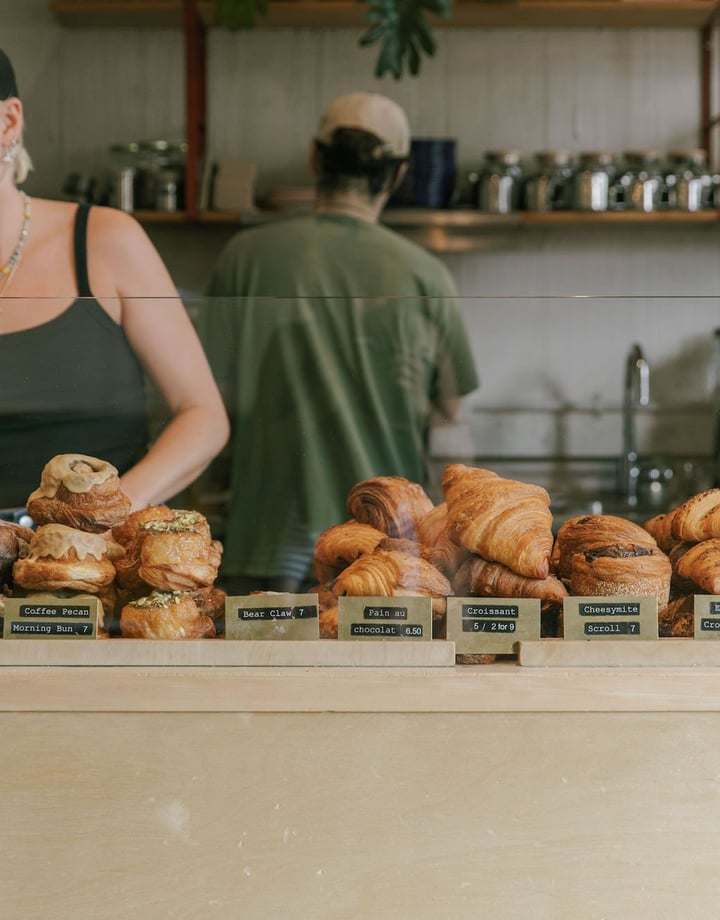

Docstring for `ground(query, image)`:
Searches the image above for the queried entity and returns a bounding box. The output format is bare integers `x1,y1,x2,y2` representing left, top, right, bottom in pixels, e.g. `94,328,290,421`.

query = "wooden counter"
4,652,720,918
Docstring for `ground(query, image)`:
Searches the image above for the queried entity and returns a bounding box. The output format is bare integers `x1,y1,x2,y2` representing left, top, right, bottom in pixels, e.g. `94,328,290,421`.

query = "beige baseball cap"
316,92,411,158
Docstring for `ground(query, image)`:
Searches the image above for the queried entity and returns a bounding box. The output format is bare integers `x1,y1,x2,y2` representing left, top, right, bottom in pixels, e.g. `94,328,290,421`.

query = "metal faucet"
622,343,650,506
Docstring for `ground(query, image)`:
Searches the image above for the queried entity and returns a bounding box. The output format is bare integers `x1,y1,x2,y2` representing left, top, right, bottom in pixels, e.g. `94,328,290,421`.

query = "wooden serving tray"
519,639,720,668
0,638,455,668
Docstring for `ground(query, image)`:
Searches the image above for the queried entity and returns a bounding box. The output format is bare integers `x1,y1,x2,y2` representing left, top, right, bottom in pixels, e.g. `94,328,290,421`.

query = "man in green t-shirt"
198,92,479,593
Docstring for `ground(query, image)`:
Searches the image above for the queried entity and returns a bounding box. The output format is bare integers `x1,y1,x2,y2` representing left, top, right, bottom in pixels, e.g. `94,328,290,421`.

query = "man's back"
201,213,478,588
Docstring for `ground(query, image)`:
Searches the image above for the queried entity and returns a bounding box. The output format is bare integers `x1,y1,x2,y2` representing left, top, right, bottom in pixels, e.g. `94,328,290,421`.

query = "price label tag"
337,596,432,641
563,596,657,640
3,593,99,639
693,596,720,639
446,597,540,654
224,592,319,640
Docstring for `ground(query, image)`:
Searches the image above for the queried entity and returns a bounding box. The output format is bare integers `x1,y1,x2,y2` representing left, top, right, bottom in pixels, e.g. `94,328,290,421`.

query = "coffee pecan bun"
26,454,131,533
12,523,118,594
120,590,216,639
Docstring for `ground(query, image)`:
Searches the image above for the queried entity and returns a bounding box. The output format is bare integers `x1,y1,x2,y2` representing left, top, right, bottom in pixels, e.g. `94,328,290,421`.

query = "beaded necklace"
0,191,31,296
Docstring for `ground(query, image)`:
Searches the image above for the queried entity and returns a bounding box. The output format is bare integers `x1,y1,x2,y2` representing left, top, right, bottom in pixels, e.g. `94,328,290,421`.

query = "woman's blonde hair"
14,135,33,184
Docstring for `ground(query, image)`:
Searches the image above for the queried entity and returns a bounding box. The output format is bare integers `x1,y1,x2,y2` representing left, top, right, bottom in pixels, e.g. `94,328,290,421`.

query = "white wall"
2,1,719,490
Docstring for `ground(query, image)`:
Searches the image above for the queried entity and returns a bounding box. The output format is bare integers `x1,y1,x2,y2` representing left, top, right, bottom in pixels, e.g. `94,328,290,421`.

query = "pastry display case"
5,294,720,918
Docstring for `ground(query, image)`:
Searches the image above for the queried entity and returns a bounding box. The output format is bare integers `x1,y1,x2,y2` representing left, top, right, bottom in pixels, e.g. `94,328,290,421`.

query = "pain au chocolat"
26,454,131,533
346,476,435,541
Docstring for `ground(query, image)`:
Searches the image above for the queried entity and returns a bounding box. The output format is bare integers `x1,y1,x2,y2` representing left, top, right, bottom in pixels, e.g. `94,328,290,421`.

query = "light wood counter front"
3,654,720,919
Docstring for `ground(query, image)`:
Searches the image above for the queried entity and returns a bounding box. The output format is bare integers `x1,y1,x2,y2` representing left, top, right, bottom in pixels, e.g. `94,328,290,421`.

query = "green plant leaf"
215,0,268,30
362,0,445,78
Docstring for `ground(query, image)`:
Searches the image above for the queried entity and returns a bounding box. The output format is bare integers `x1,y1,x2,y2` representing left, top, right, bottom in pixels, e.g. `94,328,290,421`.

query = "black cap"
0,49,19,100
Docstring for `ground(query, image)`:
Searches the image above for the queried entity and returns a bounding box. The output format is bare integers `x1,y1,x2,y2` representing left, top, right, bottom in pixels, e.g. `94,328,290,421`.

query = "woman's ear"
0,96,22,146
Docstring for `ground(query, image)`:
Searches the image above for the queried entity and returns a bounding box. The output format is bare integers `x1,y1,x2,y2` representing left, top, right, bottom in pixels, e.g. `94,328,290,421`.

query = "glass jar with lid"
476,150,523,214
522,150,575,211
618,150,667,212
137,140,188,210
107,142,146,211
572,151,617,212
666,149,713,211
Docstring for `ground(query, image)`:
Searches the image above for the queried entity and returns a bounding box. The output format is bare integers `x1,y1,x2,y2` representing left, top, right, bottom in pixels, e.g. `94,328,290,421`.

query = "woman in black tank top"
0,47,228,512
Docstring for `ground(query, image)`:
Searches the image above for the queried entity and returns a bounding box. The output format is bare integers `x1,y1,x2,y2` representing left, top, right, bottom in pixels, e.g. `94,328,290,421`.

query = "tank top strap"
73,203,93,298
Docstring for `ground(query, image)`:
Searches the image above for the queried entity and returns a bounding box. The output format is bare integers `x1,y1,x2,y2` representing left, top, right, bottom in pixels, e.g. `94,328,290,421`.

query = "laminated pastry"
569,542,672,607
188,585,227,631
673,537,720,595
658,594,694,638
310,583,339,640
671,489,720,542
120,590,216,639
114,507,221,592
332,548,451,621
643,512,677,553
346,476,435,540
0,520,34,589
26,454,131,533
667,541,702,597
442,464,553,579
415,502,470,580
552,514,658,582
12,524,118,594
112,505,176,591
313,521,386,583
453,554,568,605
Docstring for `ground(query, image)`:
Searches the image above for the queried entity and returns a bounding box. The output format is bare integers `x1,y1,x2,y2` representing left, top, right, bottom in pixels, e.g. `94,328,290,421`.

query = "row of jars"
108,140,188,212
468,149,718,214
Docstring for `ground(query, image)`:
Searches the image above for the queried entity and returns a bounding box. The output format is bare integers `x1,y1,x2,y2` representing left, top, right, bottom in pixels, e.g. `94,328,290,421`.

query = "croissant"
346,476,435,540
671,489,720,542
667,541,702,597
674,538,720,595
415,502,469,579
313,521,386,583
643,512,677,553
332,548,451,621
12,523,118,594
453,554,568,604
442,464,553,579
309,583,339,640
658,594,694,638
120,589,216,639
569,542,672,607
553,514,658,582
26,454,131,533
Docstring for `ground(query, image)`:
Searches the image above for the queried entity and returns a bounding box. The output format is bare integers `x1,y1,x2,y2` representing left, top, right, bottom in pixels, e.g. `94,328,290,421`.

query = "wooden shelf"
135,207,720,226
50,0,720,30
